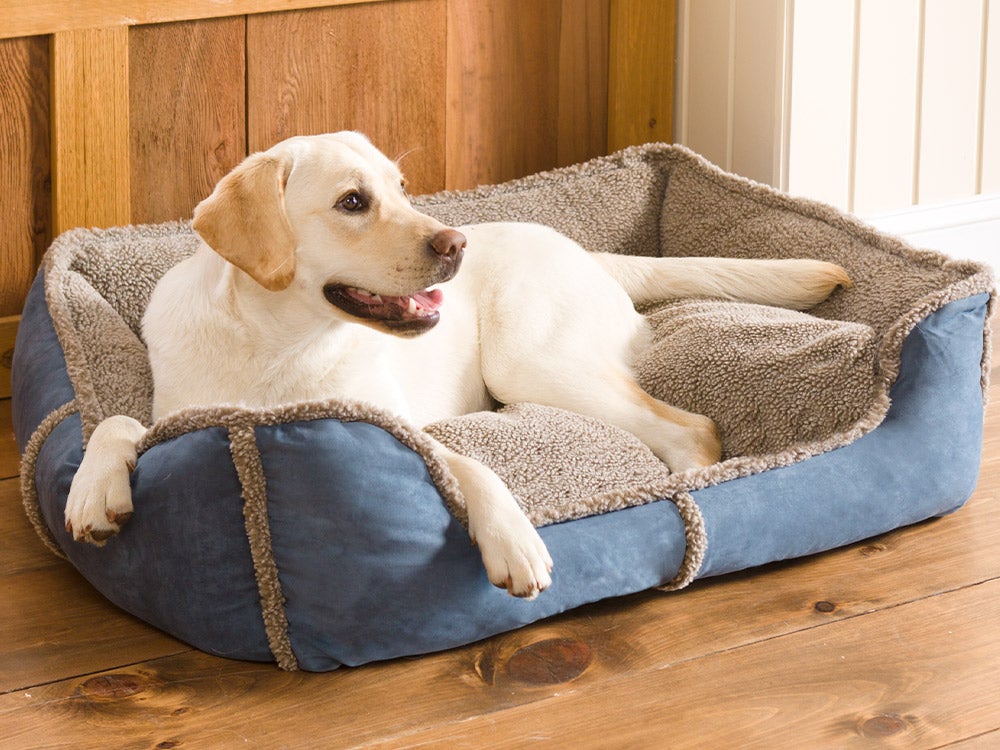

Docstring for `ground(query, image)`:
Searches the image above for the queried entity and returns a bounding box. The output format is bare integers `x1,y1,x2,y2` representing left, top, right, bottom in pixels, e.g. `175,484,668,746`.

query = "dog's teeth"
371,293,382,304
407,297,417,314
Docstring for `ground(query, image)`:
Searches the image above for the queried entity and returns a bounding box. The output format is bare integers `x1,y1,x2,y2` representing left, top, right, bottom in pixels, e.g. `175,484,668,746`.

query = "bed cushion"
13,143,993,670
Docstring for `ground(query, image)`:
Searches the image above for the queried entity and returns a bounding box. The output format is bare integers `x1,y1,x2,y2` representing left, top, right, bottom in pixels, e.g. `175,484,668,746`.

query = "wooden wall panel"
247,0,447,196
445,0,563,190
557,0,610,169
918,0,986,205
0,36,49,317
729,0,782,186
50,26,131,234
129,18,247,223
984,0,1000,194
607,0,675,153
676,0,731,168
786,0,855,209
852,0,921,214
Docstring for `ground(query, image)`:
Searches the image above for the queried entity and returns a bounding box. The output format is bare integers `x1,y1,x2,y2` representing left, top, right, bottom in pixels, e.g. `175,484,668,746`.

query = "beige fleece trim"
227,421,299,671
137,399,468,525
656,492,706,591
19,400,78,559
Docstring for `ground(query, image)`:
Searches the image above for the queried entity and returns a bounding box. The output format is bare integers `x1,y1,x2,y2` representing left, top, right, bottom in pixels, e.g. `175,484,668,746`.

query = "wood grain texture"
445,0,563,189
247,0,447,195
129,17,247,223
0,487,997,747
0,480,185,695
608,0,676,151
557,0,611,169
0,399,16,480
0,37,49,317
50,26,131,234
1,315,21,404
380,581,1000,749
0,0,391,39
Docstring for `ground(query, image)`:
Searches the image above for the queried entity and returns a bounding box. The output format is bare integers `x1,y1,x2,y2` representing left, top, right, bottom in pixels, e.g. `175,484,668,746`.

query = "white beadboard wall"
674,0,1000,226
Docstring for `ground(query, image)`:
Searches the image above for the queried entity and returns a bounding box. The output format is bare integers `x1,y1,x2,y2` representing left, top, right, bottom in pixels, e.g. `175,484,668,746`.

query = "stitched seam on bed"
228,420,299,672
19,400,78,559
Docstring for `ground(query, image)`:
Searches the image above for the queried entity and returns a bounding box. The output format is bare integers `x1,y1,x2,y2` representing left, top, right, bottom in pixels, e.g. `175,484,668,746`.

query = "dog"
64,132,850,598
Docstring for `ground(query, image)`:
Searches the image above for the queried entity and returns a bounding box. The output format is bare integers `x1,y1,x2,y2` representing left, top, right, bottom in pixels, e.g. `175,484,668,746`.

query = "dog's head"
191,132,465,336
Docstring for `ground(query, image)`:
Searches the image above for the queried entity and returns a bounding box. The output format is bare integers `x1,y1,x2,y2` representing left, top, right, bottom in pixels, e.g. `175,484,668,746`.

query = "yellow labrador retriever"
65,132,850,598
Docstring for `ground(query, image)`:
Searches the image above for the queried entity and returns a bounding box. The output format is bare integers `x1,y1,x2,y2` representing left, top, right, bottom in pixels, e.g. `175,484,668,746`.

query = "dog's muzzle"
323,228,467,336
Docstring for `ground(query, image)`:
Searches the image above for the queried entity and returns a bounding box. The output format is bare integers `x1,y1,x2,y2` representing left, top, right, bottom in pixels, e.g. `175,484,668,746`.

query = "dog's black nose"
429,228,467,260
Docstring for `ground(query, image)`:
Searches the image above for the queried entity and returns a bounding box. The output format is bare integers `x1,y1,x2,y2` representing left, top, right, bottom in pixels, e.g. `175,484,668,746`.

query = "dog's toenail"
108,510,133,525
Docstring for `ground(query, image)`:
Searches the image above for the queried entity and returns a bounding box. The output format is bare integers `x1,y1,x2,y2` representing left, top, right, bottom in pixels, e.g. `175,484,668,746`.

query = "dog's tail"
593,253,852,311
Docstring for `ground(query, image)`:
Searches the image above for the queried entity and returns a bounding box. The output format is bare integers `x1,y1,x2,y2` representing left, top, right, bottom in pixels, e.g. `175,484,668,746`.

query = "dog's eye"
337,192,368,213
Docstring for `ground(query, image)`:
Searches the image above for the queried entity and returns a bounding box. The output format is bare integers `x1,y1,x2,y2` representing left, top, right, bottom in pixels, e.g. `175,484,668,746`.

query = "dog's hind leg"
488,360,720,473
471,223,721,473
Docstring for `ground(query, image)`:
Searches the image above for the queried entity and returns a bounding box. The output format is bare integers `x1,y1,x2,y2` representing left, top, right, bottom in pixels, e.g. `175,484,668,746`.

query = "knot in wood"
76,673,146,702
504,637,593,685
860,714,908,738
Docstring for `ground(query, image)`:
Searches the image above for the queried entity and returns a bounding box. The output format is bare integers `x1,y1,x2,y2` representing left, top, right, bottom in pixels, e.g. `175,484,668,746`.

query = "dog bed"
13,144,993,671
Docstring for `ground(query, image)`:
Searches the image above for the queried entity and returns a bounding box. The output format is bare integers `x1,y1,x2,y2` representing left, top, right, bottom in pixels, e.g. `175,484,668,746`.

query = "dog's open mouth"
323,284,444,334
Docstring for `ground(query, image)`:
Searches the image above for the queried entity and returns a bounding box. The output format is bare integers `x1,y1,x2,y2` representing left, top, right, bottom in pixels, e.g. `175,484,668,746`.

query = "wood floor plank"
0,477,59,577
374,580,1000,749
0,566,188,696
0,399,18,480
1,479,187,694
0,480,995,747
946,730,1000,749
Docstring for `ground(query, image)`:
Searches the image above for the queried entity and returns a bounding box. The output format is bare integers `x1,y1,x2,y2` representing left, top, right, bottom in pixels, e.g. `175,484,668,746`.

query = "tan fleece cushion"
635,300,878,458
426,300,878,518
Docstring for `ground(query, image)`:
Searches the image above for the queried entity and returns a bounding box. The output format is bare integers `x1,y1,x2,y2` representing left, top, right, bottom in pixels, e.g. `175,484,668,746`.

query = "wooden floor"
1,340,998,749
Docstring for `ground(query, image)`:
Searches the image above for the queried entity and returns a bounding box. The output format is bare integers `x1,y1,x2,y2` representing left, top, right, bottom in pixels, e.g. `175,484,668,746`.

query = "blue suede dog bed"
13,144,993,671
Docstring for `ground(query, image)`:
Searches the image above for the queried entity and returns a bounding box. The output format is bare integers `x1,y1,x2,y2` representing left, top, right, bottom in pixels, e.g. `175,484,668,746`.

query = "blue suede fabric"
12,267,990,671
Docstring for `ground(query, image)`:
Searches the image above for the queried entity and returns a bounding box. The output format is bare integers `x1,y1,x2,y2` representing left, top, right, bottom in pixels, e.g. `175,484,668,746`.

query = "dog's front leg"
65,415,147,545
434,443,553,598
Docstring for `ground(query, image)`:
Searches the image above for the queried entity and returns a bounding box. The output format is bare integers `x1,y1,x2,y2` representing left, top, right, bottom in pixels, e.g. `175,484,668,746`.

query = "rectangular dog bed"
13,143,993,671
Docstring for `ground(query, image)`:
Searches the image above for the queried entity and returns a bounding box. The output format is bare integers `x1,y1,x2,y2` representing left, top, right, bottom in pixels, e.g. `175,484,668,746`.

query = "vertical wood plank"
129,17,246,223
0,36,50,317
248,0,447,196
852,0,921,214
981,0,999,193
786,0,855,209
730,0,784,186
917,0,984,204
445,0,562,190
0,315,18,400
557,0,610,168
607,0,676,152
676,0,732,169
50,26,131,234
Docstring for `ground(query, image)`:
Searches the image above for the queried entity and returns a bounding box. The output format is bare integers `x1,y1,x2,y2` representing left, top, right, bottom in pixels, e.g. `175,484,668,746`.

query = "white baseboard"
863,195,1000,269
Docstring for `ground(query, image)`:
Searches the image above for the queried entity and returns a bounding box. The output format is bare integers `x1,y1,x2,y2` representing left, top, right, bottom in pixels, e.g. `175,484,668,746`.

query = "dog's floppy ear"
192,152,296,291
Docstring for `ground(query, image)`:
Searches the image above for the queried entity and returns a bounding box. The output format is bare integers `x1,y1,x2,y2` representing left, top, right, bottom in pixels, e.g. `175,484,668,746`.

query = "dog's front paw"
65,416,145,546
469,504,553,599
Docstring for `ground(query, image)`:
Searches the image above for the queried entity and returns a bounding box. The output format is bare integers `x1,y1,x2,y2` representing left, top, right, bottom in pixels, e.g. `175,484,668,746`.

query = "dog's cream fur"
65,132,850,598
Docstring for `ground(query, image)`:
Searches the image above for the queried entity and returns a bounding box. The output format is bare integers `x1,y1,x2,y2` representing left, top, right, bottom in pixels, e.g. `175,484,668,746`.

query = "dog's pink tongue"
414,288,444,311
